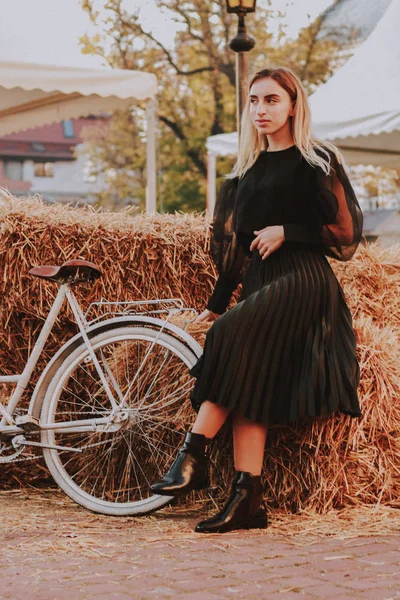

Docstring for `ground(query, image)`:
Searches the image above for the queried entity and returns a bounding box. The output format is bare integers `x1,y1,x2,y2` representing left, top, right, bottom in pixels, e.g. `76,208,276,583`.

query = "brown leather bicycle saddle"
29,260,102,284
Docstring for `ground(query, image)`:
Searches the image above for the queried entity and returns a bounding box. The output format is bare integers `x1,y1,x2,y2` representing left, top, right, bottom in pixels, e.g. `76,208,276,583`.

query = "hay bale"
259,316,400,511
1,191,400,513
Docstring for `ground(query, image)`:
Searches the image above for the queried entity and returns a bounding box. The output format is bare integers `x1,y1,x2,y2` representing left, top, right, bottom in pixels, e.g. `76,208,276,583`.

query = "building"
0,117,107,204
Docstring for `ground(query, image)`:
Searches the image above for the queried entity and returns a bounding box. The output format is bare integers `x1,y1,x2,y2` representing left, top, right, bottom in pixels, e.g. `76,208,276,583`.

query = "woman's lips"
256,120,271,124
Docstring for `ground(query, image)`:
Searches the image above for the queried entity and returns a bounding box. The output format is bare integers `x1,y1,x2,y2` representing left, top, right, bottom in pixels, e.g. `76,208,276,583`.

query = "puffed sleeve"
283,150,364,261
206,177,251,314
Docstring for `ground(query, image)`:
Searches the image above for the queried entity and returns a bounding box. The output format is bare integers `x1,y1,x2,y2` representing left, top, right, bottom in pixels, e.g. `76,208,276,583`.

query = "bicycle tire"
40,325,199,516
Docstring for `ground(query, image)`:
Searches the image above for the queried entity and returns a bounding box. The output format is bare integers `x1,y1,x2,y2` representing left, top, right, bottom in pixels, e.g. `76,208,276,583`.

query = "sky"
0,0,334,68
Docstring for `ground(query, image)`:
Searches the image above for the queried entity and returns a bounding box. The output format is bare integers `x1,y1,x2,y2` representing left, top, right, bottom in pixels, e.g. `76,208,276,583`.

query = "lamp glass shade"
226,0,256,13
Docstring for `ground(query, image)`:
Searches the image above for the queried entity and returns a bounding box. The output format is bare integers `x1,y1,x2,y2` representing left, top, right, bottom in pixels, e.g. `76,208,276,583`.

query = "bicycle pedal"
15,414,40,432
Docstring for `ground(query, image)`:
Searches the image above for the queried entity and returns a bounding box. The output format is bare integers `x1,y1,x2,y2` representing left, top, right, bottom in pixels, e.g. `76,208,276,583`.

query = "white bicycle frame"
1,285,74,431
0,284,201,448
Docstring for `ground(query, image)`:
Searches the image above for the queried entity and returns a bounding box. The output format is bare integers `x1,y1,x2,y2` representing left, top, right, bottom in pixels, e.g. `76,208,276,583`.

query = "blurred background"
0,0,399,245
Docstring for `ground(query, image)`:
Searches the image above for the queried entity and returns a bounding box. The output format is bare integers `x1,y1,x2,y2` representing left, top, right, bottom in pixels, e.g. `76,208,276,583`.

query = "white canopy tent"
206,0,400,214
0,60,158,214
206,133,238,216
309,0,400,169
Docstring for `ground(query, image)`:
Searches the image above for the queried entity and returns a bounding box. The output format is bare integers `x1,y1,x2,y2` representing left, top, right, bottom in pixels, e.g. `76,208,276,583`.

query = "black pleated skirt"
188,243,361,425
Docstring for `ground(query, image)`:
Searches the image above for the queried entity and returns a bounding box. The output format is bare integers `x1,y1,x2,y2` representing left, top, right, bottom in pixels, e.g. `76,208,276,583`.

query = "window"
62,120,75,138
4,161,23,180
34,162,54,177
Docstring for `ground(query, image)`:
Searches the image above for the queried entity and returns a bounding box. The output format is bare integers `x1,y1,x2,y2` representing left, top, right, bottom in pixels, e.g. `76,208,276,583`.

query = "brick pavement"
1,490,400,600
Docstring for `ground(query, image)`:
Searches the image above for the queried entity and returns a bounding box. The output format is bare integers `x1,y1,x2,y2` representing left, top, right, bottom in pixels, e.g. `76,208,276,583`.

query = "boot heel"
246,510,268,530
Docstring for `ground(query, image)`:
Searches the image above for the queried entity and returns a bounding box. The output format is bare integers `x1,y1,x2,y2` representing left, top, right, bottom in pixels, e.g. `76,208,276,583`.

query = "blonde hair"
229,66,346,179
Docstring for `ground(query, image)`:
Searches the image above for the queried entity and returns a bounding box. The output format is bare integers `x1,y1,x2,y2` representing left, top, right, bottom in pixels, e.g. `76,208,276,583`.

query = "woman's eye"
250,98,257,104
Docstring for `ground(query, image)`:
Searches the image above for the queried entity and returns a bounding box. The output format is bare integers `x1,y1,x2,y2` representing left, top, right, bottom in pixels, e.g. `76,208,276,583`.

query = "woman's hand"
250,225,285,260
193,308,221,324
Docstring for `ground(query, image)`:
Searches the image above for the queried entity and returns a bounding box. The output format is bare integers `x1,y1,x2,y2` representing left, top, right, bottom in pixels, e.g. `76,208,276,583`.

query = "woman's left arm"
283,152,364,261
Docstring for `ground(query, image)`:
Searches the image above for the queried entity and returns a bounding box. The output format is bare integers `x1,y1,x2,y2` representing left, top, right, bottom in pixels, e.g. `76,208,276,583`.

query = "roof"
0,117,108,161
0,141,75,161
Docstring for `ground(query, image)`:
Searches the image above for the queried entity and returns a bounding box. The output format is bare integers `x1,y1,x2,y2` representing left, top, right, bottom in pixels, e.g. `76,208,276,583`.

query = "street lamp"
226,0,256,141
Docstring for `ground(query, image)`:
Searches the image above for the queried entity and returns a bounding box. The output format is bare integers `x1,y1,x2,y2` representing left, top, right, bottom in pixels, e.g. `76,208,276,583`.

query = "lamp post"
226,0,256,142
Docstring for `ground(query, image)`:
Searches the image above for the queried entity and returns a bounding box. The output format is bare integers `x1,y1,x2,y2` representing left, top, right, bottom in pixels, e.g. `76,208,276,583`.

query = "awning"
309,0,400,169
0,60,158,213
0,60,157,135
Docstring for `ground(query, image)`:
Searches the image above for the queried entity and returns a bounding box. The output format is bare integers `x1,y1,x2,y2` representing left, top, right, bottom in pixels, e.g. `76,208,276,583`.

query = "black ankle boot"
150,431,210,496
194,471,268,533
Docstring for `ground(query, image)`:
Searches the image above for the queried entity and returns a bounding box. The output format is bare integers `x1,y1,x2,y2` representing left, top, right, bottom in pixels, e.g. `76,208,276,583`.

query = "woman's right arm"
194,177,250,322
207,178,251,311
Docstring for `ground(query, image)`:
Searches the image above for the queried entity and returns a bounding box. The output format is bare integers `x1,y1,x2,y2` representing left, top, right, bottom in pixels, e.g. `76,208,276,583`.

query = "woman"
150,67,363,534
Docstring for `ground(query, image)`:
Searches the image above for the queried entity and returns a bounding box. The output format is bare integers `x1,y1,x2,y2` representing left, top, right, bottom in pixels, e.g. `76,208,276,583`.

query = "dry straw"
2,489,400,548
0,191,400,514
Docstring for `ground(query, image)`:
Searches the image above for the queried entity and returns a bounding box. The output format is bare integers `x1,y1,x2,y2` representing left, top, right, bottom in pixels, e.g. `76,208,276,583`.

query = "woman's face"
249,77,294,136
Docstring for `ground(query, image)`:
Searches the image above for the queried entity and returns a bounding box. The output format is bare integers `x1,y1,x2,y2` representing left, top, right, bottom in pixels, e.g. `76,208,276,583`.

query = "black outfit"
189,145,363,425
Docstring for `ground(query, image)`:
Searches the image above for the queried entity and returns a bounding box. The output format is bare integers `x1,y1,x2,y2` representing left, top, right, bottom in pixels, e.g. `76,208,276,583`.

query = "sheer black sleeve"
283,151,364,261
206,177,251,314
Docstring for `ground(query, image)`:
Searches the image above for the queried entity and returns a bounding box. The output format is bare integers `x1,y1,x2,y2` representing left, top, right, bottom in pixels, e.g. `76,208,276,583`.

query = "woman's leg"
150,400,230,495
232,412,268,475
194,412,268,533
191,400,231,439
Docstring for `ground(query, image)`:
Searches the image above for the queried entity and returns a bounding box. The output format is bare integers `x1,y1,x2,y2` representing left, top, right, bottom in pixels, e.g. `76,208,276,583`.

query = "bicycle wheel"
41,325,199,516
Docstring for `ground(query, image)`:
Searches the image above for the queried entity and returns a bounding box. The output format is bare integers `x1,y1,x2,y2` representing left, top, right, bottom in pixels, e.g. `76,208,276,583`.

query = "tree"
79,109,146,209
79,0,348,212
350,165,400,210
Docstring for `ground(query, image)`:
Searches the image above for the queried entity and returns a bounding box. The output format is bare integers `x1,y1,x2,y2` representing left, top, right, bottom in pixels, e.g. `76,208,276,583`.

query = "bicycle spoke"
98,348,124,403
140,380,194,413
42,327,198,510
135,421,170,467
135,348,171,410
121,431,147,499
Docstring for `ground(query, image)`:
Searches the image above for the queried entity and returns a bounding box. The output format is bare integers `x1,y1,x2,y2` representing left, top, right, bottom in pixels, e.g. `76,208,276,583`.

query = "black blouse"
206,144,363,315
